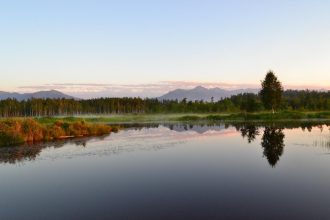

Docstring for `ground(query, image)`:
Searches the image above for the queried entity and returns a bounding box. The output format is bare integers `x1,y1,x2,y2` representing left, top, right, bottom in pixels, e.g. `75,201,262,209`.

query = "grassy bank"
0,118,117,147
177,111,330,122
1,111,330,147
28,111,330,124
34,114,191,124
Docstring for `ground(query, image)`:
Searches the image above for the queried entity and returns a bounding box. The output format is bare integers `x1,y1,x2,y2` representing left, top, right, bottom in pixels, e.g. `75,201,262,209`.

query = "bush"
88,124,111,135
0,129,25,147
21,118,45,142
0,118,114,147
45,124,66,140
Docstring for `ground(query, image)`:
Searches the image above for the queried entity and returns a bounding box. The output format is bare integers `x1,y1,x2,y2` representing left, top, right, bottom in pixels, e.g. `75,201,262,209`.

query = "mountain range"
0,86,259,101
158,86,259,102
0,90,76,101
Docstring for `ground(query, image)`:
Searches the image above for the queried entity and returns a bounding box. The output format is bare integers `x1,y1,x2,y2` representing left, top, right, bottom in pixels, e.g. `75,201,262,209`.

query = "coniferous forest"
1,89,330,117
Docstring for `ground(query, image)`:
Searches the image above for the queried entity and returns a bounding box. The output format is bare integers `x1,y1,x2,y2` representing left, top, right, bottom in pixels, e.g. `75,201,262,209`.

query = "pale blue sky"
1,0,330,96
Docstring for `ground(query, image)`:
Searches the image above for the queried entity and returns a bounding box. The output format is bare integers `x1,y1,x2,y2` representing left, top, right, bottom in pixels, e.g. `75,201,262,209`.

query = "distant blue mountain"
158,86,259,102
0,90,76,101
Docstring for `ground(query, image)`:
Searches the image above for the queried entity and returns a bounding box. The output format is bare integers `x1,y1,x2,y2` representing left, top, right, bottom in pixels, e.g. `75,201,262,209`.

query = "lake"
1,122,330,220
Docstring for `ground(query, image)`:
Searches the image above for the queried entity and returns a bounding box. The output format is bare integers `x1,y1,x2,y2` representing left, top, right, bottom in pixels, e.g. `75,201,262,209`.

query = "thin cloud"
17,81,330,99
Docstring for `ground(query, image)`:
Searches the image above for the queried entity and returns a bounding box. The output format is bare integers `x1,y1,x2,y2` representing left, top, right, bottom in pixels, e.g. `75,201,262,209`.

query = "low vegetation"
29,111,330,125
177,111,330,122
0,118,116,147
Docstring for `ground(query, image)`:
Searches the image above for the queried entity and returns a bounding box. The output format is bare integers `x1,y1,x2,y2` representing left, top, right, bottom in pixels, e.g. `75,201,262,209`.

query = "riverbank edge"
24,111,330,124
0,118,117,147
1,112,330,147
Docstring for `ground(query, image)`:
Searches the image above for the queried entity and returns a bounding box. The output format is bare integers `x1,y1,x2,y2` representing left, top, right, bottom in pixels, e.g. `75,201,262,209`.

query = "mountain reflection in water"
0,122,329,166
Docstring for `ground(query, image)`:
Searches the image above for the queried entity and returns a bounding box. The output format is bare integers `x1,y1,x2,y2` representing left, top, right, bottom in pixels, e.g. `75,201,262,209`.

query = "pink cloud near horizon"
16,81,330,99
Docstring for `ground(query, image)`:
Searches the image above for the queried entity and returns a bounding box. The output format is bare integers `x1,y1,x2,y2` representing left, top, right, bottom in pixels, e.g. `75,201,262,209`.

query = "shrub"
21,118,45,142
0,118,114,147
0,129,25,147
45,125,66,140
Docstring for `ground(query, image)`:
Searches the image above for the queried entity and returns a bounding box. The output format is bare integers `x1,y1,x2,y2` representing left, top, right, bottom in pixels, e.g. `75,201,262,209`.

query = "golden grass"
0,118,114,147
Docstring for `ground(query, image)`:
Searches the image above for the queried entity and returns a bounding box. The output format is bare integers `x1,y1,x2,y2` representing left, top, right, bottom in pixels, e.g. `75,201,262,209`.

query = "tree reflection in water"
0,145,42,164
0,122,327,166
261,127,285,167
238,124,285,167
240,125,260,143
0,137,95,164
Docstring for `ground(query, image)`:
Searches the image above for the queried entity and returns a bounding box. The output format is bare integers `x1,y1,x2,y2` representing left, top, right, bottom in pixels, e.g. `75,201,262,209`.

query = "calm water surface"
1,122,330,220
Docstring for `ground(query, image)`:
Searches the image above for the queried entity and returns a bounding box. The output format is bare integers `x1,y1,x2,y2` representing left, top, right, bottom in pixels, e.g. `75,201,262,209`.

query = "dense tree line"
0,89,330,117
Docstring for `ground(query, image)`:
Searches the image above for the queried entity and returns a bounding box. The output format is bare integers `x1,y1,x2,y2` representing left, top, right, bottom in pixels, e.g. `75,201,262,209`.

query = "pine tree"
259,71,283,113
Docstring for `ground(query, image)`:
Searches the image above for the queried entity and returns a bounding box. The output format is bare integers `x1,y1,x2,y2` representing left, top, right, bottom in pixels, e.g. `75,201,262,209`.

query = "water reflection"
239,125,260,143
0,145,42,164
261,127,285,167
234,124,285,166
313,137,330,150
106,122,330,167
0,122,329,165
0,136,106,164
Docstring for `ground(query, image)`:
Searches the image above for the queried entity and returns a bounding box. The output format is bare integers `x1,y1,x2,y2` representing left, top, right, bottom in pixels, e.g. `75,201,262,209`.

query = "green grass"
177,111,330,122
35,114,210,124
5,111,330,126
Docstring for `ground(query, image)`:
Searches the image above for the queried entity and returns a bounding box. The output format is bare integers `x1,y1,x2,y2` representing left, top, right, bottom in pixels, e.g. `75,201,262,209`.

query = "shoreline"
1,114,330,148
30,111,330,124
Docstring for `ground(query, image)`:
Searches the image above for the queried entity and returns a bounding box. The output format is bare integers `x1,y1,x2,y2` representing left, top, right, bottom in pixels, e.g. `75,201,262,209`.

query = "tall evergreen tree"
259,71,283,113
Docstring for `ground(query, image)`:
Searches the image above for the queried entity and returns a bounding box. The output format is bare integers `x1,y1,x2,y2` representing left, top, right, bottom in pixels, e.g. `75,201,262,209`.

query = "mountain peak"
0,90,77,101
194,86,207,90
159,87,259,102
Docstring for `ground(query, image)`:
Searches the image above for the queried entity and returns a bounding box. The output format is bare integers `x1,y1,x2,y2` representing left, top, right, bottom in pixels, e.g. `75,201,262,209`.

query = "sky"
1,0,330,98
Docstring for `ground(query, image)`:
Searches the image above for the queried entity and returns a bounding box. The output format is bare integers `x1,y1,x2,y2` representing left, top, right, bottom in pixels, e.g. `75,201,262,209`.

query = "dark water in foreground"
1,122,330,220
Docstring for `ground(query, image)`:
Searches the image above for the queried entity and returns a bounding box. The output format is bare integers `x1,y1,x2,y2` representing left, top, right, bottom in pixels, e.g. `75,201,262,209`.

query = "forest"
1,89,330,117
